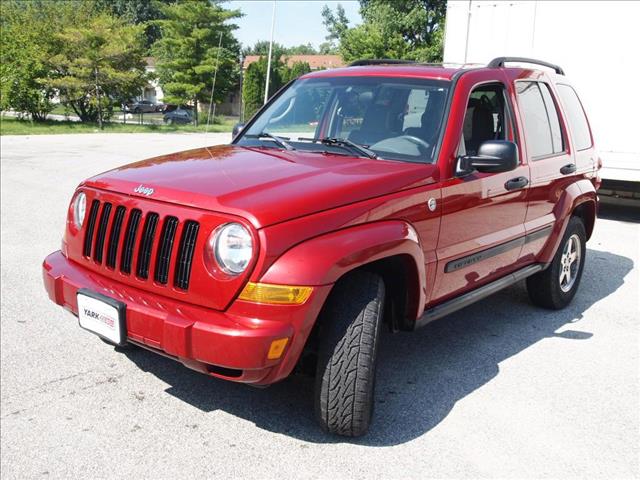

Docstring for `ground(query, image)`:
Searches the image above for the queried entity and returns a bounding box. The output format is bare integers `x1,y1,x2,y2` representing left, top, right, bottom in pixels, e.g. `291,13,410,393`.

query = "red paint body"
43,64,600,385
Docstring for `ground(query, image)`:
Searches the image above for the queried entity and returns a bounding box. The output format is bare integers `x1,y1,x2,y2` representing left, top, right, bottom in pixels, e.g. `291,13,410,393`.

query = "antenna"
264,1,277,105
206,32,224,133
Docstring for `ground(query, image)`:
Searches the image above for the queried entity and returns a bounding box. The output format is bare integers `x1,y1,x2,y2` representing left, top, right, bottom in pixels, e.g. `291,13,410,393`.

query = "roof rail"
488,56,565,75
349,59,417,67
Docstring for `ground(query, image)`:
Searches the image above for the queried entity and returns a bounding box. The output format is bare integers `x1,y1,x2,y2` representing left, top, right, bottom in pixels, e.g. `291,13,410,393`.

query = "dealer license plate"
77,289,127,345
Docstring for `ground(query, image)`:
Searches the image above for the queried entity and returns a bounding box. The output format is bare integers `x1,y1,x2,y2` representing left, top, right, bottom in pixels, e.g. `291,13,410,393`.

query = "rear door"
430,70,529,304
512,74,576,262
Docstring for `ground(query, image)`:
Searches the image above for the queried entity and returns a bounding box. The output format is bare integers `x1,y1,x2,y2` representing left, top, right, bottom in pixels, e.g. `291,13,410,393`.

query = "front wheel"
527,216,586,309
314,271,385,437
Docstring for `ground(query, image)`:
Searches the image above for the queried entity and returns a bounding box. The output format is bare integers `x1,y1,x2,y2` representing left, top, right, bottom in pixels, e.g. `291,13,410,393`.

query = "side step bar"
415,263,546,329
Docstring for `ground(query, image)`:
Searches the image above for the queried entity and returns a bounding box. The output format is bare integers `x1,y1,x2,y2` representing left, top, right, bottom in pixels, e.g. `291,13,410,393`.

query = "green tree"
244,41,316,57
244,40,286,58
47,13,148,126
94,0,174,49
152,0,241,125
340,21,410,61
321,4,350,53
318,41,337,55
281,61,312,83
285,44,318,55
0,1,92,120
242,56,284,120
324,0,446,63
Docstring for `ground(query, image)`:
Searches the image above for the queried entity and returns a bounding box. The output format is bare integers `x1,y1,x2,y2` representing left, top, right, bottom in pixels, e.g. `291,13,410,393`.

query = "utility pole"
264,0,277,105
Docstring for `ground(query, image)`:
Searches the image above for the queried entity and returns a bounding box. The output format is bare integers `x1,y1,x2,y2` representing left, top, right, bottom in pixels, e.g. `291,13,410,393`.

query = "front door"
431,74,529,304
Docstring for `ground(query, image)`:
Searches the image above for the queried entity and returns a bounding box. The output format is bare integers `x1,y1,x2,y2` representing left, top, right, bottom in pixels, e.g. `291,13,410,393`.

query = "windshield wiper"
298,137,377,159
245,132,295,151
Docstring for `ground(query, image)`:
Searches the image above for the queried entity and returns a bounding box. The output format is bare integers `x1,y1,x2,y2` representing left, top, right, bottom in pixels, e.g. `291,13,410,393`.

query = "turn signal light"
267,338,289,360
238,282,313,305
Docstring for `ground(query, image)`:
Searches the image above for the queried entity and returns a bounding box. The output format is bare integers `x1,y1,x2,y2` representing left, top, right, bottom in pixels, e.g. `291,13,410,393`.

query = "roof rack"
348,59,417,67
488,57,565,75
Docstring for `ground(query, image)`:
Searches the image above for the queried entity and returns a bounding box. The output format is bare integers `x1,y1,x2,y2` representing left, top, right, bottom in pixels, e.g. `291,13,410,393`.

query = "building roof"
243,54,344,70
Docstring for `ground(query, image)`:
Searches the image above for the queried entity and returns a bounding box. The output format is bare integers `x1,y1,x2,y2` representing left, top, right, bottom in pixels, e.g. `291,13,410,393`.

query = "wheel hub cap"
559,234,581,293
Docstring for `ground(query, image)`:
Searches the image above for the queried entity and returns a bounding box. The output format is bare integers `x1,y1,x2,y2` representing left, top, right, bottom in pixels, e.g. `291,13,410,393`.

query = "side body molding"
260,221,427,316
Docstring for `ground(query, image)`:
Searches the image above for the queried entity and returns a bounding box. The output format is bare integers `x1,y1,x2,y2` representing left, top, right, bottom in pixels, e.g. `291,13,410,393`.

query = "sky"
227,1,362,50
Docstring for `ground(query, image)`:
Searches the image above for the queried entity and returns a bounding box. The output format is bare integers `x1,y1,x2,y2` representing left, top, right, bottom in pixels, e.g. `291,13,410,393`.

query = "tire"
526,216,586,309
314,270,385,437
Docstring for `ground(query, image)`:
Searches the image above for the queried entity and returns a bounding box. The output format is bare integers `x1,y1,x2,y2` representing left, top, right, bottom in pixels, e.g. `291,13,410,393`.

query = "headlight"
211,223,253,274
72,192,87,229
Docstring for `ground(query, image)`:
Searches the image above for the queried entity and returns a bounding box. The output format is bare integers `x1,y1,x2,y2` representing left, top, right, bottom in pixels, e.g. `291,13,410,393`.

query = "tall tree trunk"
70,102,82,121
194,98,198,126
94,67,103,130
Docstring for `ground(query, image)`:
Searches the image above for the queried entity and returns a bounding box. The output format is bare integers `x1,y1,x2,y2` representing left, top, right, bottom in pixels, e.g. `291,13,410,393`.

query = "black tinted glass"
557,84,592,151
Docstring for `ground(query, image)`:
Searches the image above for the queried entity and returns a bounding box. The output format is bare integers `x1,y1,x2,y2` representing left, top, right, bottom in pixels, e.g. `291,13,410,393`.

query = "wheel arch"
572,199,596,240
259,220,427,327
540,179,597,263
351,254,422,331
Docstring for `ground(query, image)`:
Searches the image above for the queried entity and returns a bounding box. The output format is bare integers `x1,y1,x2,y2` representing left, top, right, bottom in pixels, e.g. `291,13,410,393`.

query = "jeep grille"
82,201,199,290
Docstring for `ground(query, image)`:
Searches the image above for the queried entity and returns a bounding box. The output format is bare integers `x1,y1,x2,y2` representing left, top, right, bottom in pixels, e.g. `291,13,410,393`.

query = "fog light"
267,338,289,360
238,282,313,305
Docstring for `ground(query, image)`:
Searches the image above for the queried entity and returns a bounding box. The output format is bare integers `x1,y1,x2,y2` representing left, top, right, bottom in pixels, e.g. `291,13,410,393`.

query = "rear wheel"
314,271,385,437
527,216,586,309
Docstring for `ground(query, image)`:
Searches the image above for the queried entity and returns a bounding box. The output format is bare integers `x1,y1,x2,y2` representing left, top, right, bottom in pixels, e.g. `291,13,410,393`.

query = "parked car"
163,107,193,125
123,100,162,114
43,57,600,437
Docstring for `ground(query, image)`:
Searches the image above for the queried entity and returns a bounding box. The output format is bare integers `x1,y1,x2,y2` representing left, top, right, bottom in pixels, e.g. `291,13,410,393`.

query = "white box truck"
443,0,640,204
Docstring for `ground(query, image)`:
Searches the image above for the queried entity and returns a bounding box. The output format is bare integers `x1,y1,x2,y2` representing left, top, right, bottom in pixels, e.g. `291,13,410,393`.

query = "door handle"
505,176,529,191
560,163,577,175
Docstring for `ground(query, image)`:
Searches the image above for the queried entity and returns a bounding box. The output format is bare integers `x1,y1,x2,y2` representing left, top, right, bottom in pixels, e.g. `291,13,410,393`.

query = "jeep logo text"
133,185,154,196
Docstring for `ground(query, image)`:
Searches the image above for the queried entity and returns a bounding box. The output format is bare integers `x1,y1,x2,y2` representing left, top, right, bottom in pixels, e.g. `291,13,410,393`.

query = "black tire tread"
315,271,385,437
527,216,586,309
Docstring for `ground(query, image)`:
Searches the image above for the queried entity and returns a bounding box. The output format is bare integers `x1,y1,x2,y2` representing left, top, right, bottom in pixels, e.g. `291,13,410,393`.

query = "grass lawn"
0,115,236,135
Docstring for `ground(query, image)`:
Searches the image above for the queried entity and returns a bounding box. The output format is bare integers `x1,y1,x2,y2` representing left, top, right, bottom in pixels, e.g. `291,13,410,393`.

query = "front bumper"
43,251,332,385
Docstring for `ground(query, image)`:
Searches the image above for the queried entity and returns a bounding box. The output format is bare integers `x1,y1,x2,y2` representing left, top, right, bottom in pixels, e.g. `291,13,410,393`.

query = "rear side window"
557,84,593,151
516,81,565,159
539,84,564,153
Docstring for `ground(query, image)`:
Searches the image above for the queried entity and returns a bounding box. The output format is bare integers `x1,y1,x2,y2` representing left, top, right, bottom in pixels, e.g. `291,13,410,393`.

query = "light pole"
263,0,277,105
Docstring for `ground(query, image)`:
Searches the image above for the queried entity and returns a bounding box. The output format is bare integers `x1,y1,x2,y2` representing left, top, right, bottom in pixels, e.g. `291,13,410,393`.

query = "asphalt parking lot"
1,133,638,479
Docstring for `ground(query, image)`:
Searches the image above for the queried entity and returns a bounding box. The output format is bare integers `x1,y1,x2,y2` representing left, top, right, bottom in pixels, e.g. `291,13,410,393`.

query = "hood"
84,145,437,228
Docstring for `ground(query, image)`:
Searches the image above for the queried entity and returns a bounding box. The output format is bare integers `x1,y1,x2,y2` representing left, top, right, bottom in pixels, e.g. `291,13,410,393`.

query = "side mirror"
232,122,245,139
457,140,518,175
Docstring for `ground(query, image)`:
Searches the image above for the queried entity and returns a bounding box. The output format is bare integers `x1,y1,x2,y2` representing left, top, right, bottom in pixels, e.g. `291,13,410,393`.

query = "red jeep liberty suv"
43,57,601,437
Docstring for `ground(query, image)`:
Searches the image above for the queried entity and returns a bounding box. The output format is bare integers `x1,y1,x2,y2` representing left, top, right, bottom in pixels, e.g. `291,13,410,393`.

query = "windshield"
236,76,450,163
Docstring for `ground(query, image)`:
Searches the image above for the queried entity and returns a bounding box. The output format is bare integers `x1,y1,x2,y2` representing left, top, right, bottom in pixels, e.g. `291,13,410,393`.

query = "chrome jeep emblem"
133,185,154,196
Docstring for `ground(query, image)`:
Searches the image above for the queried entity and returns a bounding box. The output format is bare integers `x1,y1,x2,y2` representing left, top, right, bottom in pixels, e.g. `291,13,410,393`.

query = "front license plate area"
77,289,127,346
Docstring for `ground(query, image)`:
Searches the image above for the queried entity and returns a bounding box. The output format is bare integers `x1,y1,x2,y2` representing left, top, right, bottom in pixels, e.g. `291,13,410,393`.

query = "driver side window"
462,83,514,155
